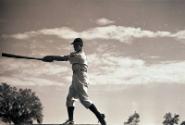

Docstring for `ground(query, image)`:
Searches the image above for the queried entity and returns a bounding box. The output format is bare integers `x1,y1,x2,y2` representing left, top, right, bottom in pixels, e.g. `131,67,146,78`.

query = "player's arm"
42,55,69,62
53,55,69,61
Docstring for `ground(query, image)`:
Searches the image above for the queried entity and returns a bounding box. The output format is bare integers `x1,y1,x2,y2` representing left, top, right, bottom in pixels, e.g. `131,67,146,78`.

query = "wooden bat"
2,52,43,61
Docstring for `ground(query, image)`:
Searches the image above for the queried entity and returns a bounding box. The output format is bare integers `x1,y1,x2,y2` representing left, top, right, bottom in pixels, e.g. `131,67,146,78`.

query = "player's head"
71,38,83,52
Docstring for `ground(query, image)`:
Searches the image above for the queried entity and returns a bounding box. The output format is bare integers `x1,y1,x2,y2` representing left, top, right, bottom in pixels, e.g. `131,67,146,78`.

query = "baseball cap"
71,38,83,46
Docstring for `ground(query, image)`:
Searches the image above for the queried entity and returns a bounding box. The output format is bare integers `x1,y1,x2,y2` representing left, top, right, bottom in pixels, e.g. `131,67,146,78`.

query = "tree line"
0,83,185,125
124,111,185,125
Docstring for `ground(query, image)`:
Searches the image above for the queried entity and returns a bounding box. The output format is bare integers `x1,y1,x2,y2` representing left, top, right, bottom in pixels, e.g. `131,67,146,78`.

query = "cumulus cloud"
88,54,185,85
0,59,69,76
39,27,79,39
1,54,185,86
2,31,38,40
3,25,185,43
96,18,115,25
0,59,71,86
173,30,185,39
0,76,60,86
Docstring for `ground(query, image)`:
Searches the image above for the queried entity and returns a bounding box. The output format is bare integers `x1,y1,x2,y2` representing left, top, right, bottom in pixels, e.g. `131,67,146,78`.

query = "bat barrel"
2,52,42,60
2,53,18,57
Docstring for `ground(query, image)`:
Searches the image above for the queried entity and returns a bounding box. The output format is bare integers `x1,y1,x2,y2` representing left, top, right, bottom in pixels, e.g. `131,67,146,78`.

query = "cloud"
88,54,185,85
39,27,79,39
0,76,60,86
2,31,38,40
3,25,185,43
0,59,69,76
0,59,71,86
173,30,185,39
96,18,115,25
1,54,185,86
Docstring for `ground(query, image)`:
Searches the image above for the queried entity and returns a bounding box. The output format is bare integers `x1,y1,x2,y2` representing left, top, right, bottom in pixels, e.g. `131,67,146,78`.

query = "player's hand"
70,52,76,57
42,56,54,62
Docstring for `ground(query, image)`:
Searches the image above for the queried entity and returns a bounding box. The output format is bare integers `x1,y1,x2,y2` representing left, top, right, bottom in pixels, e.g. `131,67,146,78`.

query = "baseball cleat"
61,119,74,125
98,113,107,125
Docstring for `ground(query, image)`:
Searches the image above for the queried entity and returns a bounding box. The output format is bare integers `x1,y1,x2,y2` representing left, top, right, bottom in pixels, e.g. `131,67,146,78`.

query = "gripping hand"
42,56,54,62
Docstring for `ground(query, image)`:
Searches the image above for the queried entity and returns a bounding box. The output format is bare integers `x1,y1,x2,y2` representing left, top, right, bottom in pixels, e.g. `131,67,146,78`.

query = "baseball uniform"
66,50,93,108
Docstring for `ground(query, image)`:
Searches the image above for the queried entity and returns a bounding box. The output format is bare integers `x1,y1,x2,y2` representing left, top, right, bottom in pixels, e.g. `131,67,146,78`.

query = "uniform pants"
66,69,92,108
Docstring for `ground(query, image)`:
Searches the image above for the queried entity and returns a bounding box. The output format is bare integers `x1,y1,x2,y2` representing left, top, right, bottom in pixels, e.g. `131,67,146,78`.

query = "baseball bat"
2,52,43,61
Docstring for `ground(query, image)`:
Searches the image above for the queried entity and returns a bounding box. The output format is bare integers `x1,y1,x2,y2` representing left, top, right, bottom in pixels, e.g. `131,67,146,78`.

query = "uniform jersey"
68,51,88,83
68,51,88,66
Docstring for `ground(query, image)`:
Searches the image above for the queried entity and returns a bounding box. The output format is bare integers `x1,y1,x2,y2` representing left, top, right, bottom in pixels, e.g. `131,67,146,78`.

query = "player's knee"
66,100,74,107
66,95,71,101
80,99,92,108
66,96,73,107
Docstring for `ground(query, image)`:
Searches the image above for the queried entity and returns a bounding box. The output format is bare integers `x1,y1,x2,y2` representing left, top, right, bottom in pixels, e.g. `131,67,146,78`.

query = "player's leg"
89,104,106,125
63,85,77,124
78,85,107,125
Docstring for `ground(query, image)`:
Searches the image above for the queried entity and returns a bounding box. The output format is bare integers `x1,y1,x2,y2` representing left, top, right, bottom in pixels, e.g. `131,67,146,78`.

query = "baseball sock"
89,104,101,117
89,104,106,125
67,106,74,121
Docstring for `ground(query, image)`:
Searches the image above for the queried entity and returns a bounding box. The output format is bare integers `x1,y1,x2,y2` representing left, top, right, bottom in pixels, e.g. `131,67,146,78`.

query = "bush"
163,112,179,125
124,111,140,125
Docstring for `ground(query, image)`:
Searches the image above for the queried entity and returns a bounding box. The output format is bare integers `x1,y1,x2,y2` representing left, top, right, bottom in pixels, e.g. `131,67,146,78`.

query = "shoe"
98,113,107,125
61,120,74,125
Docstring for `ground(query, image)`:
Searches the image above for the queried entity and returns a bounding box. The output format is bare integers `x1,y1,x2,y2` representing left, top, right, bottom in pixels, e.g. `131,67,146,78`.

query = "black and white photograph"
0,0,185,125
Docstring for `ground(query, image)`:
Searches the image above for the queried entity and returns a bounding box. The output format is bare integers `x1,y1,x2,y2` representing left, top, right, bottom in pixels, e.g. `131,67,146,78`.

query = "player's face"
73,43,82,52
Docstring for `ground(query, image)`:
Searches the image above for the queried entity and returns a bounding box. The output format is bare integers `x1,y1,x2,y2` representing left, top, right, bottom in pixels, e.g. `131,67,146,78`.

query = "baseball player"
42,38,107,125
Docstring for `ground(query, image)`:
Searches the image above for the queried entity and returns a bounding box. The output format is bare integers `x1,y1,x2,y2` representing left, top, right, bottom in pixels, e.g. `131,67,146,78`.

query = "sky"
0,0,185,124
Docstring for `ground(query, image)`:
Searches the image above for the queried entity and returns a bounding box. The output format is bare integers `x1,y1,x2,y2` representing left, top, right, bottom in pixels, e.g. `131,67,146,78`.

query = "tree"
124,111,140,125
163,112,179,125
0,83,43,125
